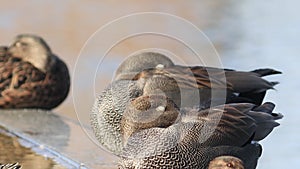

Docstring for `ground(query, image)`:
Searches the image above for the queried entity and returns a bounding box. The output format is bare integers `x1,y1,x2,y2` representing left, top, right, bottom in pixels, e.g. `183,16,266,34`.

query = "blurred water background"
0,0,299,168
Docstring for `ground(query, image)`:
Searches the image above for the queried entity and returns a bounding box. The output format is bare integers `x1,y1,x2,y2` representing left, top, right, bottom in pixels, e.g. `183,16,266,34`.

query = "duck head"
8,34,55,73
115,52,175,80
120,94,180,144
208,156,244,169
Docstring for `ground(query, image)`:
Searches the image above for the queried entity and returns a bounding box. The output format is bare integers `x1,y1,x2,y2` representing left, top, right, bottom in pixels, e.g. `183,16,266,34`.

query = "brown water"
0,109,117,169
0,127,65,169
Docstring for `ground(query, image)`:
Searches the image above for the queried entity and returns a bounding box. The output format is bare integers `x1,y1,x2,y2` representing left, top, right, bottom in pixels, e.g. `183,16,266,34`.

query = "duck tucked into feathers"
118,94,282,169
0,34,70,109
91,52,281,154
117,59,281,108
115,53,281,109
91,53,174,154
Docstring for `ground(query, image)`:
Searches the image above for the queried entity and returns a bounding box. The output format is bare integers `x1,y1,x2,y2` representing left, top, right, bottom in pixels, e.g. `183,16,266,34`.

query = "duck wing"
132,65,280,107
182,102,282,146
133,66,230,90
180,103,256,147
0,46,13,92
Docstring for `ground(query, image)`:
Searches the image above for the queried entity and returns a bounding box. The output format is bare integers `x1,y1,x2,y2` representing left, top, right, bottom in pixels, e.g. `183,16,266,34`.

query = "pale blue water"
217,1,300,168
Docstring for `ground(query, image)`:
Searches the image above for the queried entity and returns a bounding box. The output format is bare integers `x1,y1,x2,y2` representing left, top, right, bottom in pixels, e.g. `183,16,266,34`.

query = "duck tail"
251,68,282,77
246,102,283,141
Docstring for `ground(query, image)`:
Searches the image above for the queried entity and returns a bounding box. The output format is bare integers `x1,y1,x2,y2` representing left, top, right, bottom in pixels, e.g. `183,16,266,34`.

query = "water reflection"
0,127,65,169
0,109,118,169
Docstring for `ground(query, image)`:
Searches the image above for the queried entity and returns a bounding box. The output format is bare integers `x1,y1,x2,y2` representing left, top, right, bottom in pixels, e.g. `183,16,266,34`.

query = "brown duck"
119,94,283,169
0,34,70,109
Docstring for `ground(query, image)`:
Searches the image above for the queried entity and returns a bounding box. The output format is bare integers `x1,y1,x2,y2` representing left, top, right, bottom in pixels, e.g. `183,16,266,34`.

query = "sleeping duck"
118,94,282,169
115,52,281,108
0,34,70,109
91,52,281,154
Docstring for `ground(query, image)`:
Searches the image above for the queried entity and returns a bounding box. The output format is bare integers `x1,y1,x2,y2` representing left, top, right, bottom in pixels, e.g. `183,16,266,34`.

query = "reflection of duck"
119,94,283,169
91,52,281,154
0,34,70,109
0,130,57,168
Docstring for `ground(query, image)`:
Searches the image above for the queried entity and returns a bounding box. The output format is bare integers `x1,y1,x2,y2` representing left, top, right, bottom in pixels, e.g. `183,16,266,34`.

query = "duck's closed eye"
14,42,28,47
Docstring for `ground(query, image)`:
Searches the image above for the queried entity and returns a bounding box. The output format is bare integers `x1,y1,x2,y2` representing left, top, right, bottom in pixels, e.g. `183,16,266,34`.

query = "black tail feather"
251,69,282,77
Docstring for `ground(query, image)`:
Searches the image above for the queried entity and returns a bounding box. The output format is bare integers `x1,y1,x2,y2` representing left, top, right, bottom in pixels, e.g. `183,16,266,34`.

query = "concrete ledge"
0,110,118,169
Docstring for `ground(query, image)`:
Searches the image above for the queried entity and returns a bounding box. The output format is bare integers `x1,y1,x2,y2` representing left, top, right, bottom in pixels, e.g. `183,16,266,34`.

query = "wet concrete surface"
0,110,118,169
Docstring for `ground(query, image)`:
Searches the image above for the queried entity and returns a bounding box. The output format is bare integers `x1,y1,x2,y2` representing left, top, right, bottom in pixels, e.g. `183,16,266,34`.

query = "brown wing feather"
181,103,257,147
133,66,231,90
0,57,46,108
0,46,13,92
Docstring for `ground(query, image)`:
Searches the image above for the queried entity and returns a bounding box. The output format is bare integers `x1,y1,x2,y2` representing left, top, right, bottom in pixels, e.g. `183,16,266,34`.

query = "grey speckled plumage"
120,144,260,169
0,34,70,109
91,80,142,154
91,52,176,154
118,95,282,169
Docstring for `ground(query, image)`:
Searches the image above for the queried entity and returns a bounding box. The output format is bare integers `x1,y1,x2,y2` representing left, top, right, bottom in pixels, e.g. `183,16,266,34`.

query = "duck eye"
14,42,28,47
20,42,28,47
15,42,21,47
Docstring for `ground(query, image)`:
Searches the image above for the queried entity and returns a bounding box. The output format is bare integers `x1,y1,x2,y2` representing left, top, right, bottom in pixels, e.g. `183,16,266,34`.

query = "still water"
0,127,65,169
220,1,299,168
0,0,299,169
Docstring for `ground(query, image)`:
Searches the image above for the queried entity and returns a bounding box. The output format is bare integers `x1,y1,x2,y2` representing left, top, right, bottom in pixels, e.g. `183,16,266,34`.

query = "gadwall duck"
91,52,280,154
92,52,175,154
118,94,282,169
0,34,70,109
116,52,280,108
134,66,280,108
